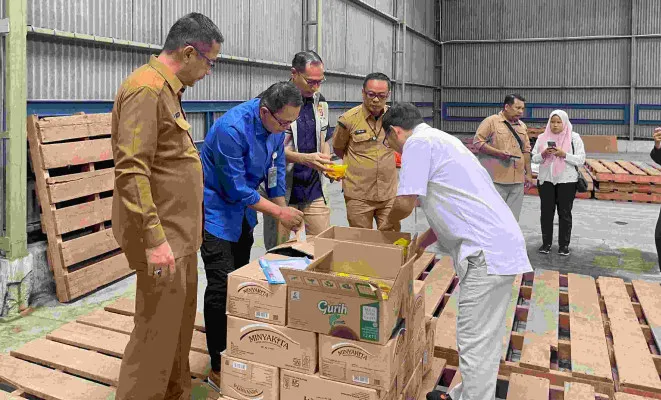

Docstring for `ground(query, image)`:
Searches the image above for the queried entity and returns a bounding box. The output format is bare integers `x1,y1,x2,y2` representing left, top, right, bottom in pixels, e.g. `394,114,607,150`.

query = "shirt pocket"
174,116,196,148
350,129,374,145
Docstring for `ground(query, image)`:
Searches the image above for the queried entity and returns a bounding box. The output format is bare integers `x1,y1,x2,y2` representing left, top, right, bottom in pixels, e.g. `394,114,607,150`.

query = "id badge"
267,152,277,189
268,166,277,189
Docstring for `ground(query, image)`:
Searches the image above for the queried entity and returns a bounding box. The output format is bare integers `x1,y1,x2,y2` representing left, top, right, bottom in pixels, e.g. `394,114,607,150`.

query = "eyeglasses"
186,42,215,68
266,108,296,128
365,91,390,100
300,75,326,86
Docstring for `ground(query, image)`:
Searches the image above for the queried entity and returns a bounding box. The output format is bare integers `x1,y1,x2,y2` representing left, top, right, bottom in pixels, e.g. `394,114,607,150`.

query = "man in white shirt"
380,103,533,400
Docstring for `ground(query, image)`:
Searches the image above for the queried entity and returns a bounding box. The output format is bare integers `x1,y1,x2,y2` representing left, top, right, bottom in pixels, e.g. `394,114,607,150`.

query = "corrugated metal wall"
21,0,441,232
440,0,660,140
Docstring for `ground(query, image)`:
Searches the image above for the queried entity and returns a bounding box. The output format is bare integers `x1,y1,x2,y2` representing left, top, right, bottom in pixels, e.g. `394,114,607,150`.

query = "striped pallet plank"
0,302,213,400
423,357,610,399
598,277,661,399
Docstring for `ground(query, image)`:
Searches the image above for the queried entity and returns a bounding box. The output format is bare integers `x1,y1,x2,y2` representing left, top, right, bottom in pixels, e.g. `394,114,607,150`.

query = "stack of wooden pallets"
27,113,133,302
587,159,661,204
0,298,214,399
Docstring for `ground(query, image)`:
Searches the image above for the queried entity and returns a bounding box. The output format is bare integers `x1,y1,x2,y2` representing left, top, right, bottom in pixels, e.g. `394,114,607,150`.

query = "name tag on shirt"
268,166,277,189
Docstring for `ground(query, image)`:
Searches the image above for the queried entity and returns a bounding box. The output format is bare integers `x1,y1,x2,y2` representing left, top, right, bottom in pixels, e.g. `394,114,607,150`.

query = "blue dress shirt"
201,98,286,242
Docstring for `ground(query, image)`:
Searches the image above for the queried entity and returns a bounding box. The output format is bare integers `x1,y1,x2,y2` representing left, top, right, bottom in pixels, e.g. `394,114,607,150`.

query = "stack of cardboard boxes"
219,226,437,400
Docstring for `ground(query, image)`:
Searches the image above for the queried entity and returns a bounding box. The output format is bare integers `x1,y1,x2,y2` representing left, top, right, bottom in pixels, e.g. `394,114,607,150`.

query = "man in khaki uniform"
473,94,533,221
333,72,400,231
111,13,223,400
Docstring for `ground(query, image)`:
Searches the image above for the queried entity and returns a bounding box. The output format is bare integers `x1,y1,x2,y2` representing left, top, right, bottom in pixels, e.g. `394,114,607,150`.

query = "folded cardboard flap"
317,226,411,245
267,237,315,258
314,227,418,280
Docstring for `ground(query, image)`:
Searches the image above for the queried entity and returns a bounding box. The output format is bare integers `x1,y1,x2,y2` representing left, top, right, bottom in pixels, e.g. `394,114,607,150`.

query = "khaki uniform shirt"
333,105,398,202
473,111,531,184
111,55,203,265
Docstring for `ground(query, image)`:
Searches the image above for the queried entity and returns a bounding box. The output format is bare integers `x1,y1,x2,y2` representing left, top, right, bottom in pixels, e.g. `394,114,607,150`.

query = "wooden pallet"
27,113,133,302
594,191,661,204
586,159,661,185
422,356,612,399
0,298,213,400
597,277,661,399
435,269,617,397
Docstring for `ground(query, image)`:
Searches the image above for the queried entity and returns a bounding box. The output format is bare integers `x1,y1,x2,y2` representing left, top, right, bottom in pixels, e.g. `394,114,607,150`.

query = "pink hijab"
537,110,573,181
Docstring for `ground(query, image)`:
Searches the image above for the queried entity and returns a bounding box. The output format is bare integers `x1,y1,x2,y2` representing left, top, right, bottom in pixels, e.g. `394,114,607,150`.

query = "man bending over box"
379,102,533,400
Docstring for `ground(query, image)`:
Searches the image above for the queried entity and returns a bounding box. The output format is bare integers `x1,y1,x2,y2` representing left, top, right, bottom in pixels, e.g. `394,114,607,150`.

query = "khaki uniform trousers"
115,253,198,400
344,197,401,232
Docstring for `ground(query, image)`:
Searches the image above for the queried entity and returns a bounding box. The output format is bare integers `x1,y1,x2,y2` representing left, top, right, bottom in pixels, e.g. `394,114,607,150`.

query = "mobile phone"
547,140,556,148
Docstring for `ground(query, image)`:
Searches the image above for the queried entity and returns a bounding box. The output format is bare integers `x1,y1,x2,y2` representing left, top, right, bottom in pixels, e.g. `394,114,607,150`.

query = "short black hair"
258,81,304,112
382,102,425,132
292,51,324,72
363,72,392,92
504,93,526,106
163,12,224,52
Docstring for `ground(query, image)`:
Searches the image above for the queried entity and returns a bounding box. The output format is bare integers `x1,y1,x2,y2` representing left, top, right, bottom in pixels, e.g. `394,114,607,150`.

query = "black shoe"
558,246,570,256
427,390,452,400
538,244,551,254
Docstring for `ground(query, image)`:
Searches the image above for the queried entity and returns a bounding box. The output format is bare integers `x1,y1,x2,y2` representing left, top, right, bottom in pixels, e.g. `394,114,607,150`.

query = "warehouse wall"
18,0,441,235
439,0,661,141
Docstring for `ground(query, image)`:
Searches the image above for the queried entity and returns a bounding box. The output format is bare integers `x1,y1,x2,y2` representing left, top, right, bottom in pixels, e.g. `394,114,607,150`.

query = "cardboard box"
400,360,423,400
226,315,317,374
281,370,397,400
319,322,409,390
313,226,416,280
412,281,427,362
227,254,294,325
423,317,437,377
220,352,279,400
398,348,414,395
282,249,414,345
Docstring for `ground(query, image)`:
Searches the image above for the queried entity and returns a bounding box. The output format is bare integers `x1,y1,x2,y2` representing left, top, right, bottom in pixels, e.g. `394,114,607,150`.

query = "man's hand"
654,127,661,150
499,150,512,160
302,152,334,172
278,206,304,231
145,240,175,282
524,174,534,190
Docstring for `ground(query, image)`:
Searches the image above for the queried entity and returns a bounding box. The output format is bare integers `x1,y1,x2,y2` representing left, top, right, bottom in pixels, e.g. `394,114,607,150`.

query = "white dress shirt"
397,123,533,277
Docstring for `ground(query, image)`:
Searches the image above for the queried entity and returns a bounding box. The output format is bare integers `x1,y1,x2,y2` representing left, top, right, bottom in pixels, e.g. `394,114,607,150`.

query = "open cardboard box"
281,247,415,346
314,226,416,280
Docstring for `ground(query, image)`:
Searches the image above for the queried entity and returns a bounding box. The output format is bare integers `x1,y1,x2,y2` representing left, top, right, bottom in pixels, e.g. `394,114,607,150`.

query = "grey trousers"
448,251,516,400
493,183,524,221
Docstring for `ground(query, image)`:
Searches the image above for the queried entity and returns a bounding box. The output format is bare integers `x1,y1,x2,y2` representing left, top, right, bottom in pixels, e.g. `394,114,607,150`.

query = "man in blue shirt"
199,81,304,388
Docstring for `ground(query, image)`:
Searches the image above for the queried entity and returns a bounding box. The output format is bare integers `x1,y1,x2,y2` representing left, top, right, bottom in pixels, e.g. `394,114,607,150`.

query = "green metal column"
3,0,28,260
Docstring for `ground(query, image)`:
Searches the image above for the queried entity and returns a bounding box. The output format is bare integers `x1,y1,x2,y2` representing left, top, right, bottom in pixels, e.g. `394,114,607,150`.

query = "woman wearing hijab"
531,110,586,256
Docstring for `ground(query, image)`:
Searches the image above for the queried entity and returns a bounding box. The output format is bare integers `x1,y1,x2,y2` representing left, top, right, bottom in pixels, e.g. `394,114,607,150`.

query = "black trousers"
654,208,661,269
539,181,577,247
201,218,254,372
